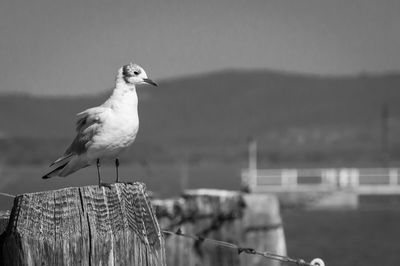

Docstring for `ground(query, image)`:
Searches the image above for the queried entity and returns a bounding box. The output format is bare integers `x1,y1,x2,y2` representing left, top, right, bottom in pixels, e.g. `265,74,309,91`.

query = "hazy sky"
0,0,399,95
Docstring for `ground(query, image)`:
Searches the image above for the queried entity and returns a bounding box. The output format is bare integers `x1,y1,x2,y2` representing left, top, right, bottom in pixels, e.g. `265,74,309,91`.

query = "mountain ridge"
2,68,400,98
1,69,400,166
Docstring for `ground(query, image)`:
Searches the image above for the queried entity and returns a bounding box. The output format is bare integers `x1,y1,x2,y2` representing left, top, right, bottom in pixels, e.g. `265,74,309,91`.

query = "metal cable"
162,228,325,266
0,192,16,198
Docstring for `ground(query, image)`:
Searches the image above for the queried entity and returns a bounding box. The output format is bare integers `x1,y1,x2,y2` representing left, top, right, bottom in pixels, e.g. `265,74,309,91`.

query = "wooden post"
0,183,166,266
153,189,286,266
241,194,286,266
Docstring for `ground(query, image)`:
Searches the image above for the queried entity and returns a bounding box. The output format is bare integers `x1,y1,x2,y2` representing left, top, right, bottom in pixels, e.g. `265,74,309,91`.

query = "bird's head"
118,63,158,87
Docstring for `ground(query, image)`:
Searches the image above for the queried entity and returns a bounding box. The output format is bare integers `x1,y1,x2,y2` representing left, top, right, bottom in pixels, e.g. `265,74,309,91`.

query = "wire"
162,228,324,266
0,192,15,198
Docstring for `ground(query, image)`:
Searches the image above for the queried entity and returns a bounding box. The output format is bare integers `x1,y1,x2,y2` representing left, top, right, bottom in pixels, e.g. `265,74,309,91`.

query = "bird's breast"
108,108,139,143
89,105,139,155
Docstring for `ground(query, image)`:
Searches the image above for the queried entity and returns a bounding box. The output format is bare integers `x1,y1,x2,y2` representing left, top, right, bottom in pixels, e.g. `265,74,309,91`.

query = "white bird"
42,63,158,186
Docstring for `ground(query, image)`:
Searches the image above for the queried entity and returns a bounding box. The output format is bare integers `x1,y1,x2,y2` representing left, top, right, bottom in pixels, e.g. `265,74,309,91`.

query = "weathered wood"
241,194,286,266
0,183,166,266
153,189,286,266
0,211,10,235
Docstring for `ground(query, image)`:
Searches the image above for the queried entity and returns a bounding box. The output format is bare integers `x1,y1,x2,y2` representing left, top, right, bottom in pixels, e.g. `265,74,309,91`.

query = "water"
283,209,400,265
0,162,241,210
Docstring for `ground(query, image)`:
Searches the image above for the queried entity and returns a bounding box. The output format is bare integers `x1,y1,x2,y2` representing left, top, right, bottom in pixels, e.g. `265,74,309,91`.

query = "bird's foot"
115,181,133,185
99,182,113,189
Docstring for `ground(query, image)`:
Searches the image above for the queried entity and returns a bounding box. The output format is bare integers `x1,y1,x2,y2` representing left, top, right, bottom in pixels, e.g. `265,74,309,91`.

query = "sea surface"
283,209,400,266
0,163,241,210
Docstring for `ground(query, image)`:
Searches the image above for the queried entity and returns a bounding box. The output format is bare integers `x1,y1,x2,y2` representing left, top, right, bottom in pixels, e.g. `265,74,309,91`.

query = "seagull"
42,63,158,186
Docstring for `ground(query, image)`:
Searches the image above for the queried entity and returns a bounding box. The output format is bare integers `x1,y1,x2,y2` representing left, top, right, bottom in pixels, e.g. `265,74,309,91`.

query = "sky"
0,0,399,95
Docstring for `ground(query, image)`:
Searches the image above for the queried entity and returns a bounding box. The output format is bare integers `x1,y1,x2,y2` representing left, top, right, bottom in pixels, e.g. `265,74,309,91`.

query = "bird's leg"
114,158,132,185
97,158,101,185
97,158,111,189
115,158,120,183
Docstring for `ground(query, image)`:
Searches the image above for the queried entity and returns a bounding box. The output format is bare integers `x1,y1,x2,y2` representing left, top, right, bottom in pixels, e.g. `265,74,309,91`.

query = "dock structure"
242,167,400,209
0,183,166,266
242,167,400,194
153,189,286,266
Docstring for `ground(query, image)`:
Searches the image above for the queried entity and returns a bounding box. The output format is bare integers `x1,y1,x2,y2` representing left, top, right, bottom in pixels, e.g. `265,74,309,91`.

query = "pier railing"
242,167,400,195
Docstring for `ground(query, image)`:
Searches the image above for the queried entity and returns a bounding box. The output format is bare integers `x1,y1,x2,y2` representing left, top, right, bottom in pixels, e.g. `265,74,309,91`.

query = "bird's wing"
64,107,108,155
75,107,107,132
49,153,74,167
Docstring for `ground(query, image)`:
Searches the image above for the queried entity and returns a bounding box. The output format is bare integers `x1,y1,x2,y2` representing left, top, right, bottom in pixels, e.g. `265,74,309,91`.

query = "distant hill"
1,69,400,166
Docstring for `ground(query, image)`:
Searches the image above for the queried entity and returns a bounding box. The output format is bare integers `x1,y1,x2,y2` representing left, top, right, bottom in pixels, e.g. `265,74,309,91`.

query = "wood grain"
0,182,166,266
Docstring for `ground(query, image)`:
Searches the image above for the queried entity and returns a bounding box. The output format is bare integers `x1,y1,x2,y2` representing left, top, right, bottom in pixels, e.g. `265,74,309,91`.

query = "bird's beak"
143,78,158,87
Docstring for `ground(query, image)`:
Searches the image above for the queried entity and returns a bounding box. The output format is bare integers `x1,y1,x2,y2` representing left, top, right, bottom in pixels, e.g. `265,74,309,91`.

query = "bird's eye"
133,71,140,75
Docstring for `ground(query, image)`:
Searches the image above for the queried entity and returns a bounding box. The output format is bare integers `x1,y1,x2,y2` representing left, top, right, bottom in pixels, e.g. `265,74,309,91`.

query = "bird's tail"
42,154,74,179
42,162,69,179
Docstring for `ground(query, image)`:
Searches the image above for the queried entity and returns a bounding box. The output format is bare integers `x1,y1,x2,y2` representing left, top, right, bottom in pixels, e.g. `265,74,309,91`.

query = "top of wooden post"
1,182,166,266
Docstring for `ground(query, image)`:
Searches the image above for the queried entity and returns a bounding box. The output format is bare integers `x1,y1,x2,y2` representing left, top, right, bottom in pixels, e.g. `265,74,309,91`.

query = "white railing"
242,167,400,194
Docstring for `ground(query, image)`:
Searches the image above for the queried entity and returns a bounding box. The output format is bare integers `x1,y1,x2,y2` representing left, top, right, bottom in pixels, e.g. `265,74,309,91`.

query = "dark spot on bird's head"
123,63,141,78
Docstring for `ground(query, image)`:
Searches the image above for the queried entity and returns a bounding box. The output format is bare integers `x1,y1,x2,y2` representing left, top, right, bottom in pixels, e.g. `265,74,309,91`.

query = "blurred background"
1,0,400,264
